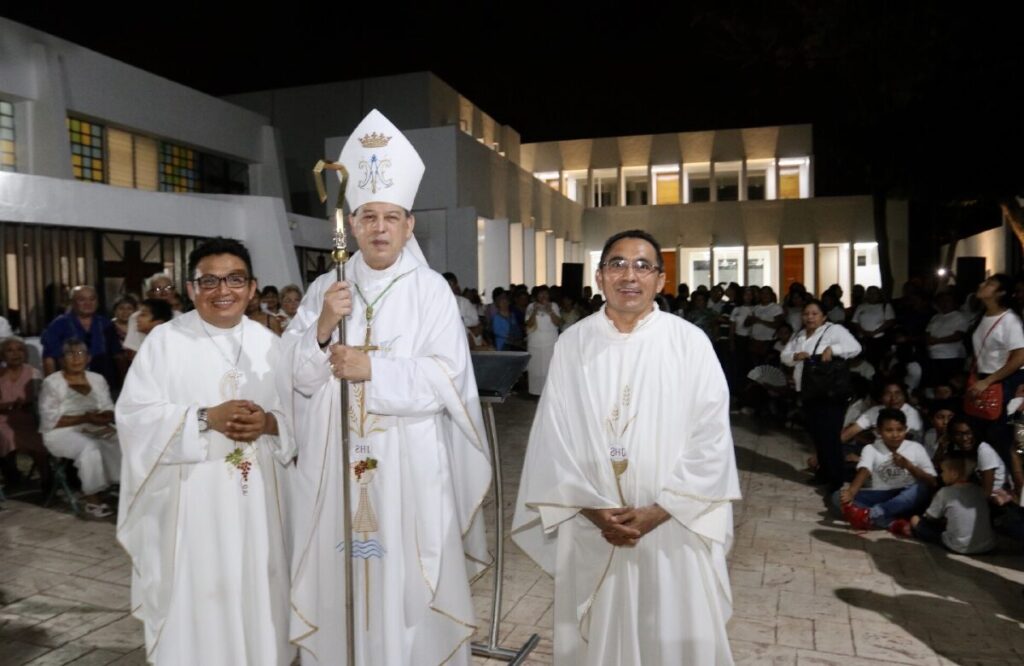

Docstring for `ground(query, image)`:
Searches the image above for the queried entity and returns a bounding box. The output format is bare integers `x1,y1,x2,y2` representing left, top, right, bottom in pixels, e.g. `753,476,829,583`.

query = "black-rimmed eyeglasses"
192,274,252,290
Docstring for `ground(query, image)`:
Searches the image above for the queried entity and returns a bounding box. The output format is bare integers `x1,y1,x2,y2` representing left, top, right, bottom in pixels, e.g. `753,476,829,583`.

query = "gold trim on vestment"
146,464,184,660
288,390,337,651
578,545,617,645
288,601,320,659
118,410,187,661
429,356,485,452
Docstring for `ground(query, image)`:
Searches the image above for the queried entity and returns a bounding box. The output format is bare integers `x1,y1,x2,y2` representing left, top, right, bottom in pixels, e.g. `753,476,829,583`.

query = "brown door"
783,247,804,293
661,251,677,295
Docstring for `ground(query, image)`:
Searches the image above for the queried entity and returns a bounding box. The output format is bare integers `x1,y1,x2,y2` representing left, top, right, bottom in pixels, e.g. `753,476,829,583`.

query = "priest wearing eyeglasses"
512,229,741,665
115,237,295,666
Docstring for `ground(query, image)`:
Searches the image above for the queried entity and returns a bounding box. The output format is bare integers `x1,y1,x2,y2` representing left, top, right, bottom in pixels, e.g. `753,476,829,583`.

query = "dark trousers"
803,396,847,491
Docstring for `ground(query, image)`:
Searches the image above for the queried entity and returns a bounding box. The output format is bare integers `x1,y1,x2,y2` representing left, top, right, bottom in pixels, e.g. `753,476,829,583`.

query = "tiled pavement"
2,397,1023,665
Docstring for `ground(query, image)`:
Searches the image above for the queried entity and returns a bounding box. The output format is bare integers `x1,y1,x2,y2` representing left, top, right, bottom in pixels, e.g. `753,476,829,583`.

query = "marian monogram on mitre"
357,132,393,194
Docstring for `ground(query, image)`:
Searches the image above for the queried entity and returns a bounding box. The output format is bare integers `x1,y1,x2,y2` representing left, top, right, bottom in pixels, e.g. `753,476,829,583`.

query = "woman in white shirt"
749,286,784,365
969,274,1024,413
851,286,895,364
525,286,562,396
926,290,969,386
782,299,863,490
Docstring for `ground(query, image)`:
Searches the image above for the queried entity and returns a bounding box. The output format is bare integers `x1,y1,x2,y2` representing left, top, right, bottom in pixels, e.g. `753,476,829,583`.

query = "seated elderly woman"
38,338,120,517
0,336,49,491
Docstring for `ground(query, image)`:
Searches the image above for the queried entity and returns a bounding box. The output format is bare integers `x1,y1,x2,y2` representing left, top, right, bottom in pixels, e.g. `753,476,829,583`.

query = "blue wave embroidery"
336,539,385,559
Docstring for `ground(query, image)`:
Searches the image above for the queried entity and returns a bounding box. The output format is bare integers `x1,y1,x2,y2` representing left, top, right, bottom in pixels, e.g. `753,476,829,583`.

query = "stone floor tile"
64,650,123,666
779,591,851,623
21,643,94,665
763,563,816,594
730,639,798,665
75,617,143,654
777,615,814,649
43,581,129,613
726,616,776,644
0,639,51,665
851,618,943,665
814,619,854,655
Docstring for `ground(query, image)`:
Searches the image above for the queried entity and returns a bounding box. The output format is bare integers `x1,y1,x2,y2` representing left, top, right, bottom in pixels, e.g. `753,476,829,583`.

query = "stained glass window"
68,117,105,182
1,101,16,172
159,142,199,192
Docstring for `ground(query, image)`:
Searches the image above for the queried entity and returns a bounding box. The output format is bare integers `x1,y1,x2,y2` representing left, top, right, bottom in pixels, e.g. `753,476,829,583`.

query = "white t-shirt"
925,484,995,554
730,305,755,337
923,428,940,458
785,307,803,335
827,306,846,323
855,403,924,438
0,316,12,339
975,441,1007,492
858,439,935,490
454,294,480,329
926,310,969,359
852,302,895,338
972,311,1024,374
751,303,784,341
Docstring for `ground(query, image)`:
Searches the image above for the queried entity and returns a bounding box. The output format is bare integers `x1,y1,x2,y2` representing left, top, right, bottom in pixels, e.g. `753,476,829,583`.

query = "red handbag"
964,313,1008,421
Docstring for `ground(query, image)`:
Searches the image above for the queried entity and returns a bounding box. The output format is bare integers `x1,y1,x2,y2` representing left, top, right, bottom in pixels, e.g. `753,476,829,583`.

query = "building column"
677,161,685,205
558,168,565,196
647,163,655,206
739,158,748,202
586,167,594,208
773,157,781,201
811,241,820,297
709,160,717,203
617,166,624,207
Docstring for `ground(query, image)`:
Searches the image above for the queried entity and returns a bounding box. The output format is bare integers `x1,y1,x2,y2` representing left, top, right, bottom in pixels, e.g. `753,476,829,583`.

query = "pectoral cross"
354,305,380,354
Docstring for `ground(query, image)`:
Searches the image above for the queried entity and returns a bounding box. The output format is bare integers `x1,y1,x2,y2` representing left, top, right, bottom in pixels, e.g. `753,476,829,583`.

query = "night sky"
4,4,1023,208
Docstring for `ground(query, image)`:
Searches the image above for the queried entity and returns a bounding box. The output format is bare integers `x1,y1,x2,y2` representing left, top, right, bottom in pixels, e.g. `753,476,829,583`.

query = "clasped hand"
582,505,670,547
207,400,272,442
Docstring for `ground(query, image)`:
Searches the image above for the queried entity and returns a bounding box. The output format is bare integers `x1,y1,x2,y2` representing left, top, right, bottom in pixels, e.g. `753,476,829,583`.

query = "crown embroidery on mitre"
359,132,391,149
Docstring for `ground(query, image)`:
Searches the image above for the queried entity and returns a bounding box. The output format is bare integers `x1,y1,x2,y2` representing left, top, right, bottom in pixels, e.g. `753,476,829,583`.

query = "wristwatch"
197,407,210,433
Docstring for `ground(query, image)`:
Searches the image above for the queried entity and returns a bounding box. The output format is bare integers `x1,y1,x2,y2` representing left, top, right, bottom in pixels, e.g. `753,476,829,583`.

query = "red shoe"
842,504,873,530
888,519,912,538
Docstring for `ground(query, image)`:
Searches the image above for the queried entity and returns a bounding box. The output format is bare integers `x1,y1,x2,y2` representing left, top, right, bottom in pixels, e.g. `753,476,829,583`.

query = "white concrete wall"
0,172,301,287
0,18,270,164
581,196,909,289
945,225,1007,277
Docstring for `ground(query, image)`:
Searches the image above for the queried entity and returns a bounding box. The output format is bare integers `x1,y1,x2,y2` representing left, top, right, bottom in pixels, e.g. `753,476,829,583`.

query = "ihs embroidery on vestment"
607,385,636,505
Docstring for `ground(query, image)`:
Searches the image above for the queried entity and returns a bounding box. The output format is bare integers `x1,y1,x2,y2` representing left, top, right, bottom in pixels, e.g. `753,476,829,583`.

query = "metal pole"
472,396,539,663
314,160,356,664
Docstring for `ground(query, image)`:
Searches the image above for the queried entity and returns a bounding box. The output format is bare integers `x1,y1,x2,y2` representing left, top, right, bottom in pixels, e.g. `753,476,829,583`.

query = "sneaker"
84,502,113,519
888,519,912,538
842,504,873,530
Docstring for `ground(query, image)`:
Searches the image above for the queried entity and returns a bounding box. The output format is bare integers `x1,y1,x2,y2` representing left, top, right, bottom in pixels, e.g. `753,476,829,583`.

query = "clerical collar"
356,250,409,281
599,304,659,338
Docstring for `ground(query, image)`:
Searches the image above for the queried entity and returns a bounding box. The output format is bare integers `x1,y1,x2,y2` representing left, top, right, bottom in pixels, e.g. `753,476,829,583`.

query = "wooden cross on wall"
104,239,165,295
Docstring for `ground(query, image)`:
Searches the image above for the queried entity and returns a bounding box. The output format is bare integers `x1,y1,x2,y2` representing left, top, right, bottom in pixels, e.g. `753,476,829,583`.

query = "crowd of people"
0,275,304,517
439,270,1024,554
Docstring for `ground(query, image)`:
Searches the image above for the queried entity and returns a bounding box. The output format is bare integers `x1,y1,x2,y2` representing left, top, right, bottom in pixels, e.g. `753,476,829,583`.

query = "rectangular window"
622,167,648,206
160,142,199,192
68,117,105,183
715,161,741,202
0,101,15,172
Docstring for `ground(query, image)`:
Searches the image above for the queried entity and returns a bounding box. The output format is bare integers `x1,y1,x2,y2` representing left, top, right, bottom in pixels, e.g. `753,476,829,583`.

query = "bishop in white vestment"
116,240,295,666
282,109,491,665
512,230,741,665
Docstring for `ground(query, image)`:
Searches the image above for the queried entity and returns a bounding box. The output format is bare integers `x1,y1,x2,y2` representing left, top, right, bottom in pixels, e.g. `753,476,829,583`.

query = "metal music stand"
469,351,540,664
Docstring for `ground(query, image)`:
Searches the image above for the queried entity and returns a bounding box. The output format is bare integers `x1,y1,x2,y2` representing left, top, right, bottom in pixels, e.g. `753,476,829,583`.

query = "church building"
1,16,908,335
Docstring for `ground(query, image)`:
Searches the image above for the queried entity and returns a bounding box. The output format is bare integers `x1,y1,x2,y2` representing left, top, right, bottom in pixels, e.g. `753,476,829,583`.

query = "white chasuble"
115,312,296,666
512,307,741,666
282,249,491,665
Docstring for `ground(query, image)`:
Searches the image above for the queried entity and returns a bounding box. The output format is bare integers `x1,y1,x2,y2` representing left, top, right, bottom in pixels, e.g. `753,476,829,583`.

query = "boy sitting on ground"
890,452,995,554
833,408,937,530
